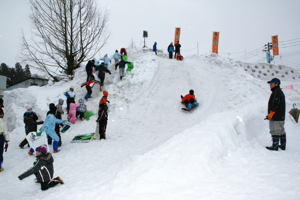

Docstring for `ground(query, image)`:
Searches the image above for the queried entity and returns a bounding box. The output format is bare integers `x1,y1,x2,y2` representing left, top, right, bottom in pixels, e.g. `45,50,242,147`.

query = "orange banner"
212,32,219,54
174,27,181,44
272,35,279,56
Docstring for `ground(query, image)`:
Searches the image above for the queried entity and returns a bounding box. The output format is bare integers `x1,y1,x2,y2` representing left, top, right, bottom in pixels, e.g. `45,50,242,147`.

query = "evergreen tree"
24,64,31,78
15,62,25,82
0,63,10,76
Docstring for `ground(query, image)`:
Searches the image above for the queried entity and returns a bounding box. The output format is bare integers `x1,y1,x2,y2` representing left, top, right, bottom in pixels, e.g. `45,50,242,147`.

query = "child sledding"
181,90,199,111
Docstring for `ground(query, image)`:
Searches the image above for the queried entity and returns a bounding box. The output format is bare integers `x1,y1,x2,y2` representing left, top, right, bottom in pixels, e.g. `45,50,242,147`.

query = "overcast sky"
0,0,299,69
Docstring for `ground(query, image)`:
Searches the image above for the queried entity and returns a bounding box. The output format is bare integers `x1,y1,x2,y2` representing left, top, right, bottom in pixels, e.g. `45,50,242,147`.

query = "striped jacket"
18,153,54,182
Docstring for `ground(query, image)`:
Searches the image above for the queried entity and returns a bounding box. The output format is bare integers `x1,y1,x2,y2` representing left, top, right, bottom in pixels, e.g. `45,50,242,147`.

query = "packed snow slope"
2,49,300,200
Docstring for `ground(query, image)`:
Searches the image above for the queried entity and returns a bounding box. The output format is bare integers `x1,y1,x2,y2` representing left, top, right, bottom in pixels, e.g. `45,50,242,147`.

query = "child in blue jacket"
40,106,65,153
100,54,112,69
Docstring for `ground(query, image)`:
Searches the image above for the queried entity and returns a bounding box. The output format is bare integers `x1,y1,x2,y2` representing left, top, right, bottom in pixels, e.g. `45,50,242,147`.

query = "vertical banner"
174,27,181,44
272,35,279,56
212,32,219,54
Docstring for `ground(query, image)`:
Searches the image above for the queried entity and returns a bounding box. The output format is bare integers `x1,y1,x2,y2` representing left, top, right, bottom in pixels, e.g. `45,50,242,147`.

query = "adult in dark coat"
94,61,111,88
19,109,44,151
85,58,96,82
97,104,108,139
18,145,64,191
167,42,174,59
265,78,286,151
174,41,181,58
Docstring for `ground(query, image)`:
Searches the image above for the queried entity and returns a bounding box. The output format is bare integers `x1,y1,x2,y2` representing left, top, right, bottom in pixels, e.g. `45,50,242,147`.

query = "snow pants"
169,52,173,59
98,121,107,139
86,70,93,82
119,68,125,78
0,134,4,164
68,110,77,123
41,177,61,191
269,121,286,136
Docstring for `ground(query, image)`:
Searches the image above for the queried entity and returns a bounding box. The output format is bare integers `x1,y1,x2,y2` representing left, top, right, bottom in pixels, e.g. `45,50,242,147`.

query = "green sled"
126,62,134,72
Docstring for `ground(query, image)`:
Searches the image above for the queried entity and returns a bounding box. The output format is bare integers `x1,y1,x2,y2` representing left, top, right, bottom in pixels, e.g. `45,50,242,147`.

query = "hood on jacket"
103,90,108,97
58,99,64,105
38,153,54,164
78,98,84,104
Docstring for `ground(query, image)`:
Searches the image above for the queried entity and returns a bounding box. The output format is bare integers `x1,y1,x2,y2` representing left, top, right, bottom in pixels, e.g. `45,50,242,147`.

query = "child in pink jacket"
67,99,79,123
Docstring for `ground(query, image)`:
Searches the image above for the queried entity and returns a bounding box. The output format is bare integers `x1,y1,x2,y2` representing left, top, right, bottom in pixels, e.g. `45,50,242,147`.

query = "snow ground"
1,49,300,200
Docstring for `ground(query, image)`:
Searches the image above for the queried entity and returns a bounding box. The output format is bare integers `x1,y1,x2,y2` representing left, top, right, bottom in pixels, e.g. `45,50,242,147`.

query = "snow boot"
278,134,286,150
55,176,64,184
19,138,28,148
28,148,34,155
0,161,3,171
53,141,59,152
266,136,279,151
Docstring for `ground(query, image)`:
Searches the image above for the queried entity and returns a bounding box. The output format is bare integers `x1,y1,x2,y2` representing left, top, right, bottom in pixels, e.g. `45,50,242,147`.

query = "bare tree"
22,0,109,81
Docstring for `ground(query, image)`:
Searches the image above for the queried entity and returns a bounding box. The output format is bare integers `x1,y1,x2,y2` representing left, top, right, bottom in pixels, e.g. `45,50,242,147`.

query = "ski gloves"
265,111,275,120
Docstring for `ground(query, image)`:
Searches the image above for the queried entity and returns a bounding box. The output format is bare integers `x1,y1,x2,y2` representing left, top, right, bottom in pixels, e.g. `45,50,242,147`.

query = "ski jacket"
18,153,54,183
268,86,286,121
100,56,112,64
41,114,65,133
168,44,174,52
113,52,122,60
0,118,9,142
95,64,111,79
115,60,131,69
56,99,64,115
24,113,43,134
120,48,127,55
97,109,108,122
81,80,100,88
64,90,76,99
175,43,181,52
69,103,79,112
153,42,157,51
182,94,196,103
76,99,87,113
85,60,95,73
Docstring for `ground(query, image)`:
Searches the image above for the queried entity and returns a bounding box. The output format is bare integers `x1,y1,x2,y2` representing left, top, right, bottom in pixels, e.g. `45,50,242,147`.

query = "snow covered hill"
1,49,300,200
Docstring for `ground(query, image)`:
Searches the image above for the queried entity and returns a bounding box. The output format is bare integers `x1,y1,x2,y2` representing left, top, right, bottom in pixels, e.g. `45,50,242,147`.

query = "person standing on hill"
120,48,127,56
265,78,286,151
115,56,131,80
100,54,112,69
153,42,157,55
174,41,181,58
94,61,111,91
113,50,122,64
0,108,9,172
168,42,174,59
85,58,96,82
64,87,76,114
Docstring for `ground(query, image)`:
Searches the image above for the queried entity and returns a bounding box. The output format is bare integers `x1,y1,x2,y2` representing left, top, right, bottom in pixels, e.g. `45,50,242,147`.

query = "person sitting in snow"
40,106,65,153
94,61,111,91
64,87,76,114
115,56,131,80
184,98,199,111
18,144,64,191
81,75,101,100
113,50,122,64
67,99,79,124
0,108,9,172
76,98,87,121
181,90,198,110
19,108,44,155
100,54,112,69
85,57,96,82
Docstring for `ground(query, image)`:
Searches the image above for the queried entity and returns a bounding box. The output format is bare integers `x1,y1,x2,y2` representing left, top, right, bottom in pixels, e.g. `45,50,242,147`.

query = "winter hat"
103,90,108,97
92,57,97,61
25,109,34,116
49,103,57,114
36,145,47,154
189,90,194,95
94,61,100,66
116,50,118,52
267,78,281,85
105,54,107,57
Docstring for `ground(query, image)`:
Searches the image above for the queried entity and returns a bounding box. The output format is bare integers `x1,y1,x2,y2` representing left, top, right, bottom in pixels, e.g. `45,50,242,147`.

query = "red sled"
176,54,183,60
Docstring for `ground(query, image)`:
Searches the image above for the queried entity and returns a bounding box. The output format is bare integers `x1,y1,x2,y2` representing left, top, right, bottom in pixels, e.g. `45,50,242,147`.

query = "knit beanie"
36,145,47,154
25,109,34,116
